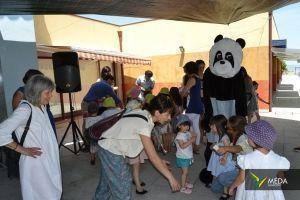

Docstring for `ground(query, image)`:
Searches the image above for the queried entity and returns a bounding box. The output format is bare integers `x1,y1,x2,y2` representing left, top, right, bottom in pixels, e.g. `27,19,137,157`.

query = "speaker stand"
59,93,87,154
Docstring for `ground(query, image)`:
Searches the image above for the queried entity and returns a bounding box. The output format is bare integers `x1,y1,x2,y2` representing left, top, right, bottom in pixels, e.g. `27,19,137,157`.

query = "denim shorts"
211,169,239,193
176,157,193,168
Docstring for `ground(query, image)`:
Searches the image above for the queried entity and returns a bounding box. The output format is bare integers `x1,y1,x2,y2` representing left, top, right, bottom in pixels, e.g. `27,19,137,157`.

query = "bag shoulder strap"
19,102,32,145
122,114,148,122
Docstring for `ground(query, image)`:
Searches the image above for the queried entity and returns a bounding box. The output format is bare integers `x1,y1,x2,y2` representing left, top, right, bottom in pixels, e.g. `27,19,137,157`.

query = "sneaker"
180,187,192,194
185,182,193,189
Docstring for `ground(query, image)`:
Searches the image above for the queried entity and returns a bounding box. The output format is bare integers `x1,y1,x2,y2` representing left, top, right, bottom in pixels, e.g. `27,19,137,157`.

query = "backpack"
5,102,32,178
88,109,148,141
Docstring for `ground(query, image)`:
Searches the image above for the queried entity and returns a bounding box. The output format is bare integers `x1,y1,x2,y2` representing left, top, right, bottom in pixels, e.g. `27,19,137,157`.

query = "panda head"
209,35,245,78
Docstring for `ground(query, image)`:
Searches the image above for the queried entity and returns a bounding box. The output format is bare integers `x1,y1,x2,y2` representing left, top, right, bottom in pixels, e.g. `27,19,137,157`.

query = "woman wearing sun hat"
229,120,290,200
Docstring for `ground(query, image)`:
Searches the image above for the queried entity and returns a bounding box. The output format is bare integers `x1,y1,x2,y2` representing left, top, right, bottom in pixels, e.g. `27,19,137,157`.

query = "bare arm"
180,77,196,97
140,135,180,191
1,104,42,157
229,169,245,195
12,91,24,110
6,141,42,158
178,138,194,149
257,94,270,105
177,133,196,149
217,145,243,154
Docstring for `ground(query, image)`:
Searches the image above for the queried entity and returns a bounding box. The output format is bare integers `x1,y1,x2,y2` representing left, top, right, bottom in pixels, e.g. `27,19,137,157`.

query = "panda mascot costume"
203,34,247,129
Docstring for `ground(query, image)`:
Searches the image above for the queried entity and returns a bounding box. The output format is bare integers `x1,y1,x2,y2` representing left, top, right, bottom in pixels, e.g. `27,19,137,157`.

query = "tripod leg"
74,122,88,145
59,122,72,148
60,92,88,155
71,122,79,154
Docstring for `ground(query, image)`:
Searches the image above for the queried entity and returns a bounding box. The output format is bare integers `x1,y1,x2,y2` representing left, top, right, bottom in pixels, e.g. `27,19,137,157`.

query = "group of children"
83,84,290,200
174,112,290,200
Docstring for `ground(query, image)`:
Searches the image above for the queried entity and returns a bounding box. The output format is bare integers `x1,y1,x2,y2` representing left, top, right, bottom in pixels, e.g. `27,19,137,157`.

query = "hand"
219,156,227,165
168,176,181,192
228,185,235,196
22,147,42,158
216,146,227,155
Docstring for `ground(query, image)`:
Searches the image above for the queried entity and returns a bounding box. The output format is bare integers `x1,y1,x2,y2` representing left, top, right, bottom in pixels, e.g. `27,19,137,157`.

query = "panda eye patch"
216,51,222,60
225,52,233,60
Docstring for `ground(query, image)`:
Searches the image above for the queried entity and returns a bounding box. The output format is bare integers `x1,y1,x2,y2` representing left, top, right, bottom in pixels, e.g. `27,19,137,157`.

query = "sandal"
136,189,148,195
180,187,192,194
185,182,193,189
219,193,230,200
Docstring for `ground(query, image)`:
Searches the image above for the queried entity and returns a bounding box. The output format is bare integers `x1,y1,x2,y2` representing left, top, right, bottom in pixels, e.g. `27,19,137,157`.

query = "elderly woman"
94,94,180,200
0,75,62,200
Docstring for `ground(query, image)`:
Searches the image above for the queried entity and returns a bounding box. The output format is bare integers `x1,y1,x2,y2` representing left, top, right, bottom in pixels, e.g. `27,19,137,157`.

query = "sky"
273,2,300,49
79,14,148,26
273,2,300,66
81,2,300,65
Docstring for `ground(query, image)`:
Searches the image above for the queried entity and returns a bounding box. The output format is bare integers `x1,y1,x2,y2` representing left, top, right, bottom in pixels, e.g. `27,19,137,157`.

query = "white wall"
121,13,272,57
0,15,38,116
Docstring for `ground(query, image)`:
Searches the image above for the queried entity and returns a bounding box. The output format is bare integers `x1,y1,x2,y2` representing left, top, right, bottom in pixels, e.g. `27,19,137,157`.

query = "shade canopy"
0,0,299,24
272,48,300,61
37,45,151,65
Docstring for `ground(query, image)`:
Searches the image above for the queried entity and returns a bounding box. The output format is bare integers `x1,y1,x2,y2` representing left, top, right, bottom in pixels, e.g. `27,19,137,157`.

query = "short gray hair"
24,75,55,106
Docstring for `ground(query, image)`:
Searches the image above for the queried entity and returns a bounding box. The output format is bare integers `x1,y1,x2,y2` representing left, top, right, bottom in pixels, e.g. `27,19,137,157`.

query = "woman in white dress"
0,75,62,200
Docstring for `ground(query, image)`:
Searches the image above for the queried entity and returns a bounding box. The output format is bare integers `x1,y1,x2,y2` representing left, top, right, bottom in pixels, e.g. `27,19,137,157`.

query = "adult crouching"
94,94,180,200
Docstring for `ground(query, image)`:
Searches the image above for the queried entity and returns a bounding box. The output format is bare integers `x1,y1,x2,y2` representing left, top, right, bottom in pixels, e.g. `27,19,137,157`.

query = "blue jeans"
211,169,239,193
94,147,132,200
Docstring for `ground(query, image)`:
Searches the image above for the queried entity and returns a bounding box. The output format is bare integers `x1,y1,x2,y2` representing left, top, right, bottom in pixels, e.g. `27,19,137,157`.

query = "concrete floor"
1,74,300,200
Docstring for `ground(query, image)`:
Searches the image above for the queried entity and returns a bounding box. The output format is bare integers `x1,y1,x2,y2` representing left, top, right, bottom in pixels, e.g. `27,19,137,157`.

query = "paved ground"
1,74,300,200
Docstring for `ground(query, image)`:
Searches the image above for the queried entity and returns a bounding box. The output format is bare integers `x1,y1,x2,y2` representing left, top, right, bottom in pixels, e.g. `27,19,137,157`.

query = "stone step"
273,97,300,108
275,90,300,97
277,84,294,91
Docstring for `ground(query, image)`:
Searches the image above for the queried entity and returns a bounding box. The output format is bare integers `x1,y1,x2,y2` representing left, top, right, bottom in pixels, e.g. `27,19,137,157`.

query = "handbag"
4,102,32,178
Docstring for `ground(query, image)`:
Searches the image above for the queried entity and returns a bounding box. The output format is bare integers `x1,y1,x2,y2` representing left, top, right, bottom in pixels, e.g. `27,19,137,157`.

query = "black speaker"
52,52,81,93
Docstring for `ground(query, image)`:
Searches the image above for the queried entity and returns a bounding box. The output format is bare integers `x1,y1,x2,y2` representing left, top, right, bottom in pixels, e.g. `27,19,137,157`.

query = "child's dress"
235,150,290,200
207,135,236,177
175,131,193,167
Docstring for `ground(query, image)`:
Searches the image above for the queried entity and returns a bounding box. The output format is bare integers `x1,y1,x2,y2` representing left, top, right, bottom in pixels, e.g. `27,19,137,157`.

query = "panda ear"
214,35,223,43
236,38,246,49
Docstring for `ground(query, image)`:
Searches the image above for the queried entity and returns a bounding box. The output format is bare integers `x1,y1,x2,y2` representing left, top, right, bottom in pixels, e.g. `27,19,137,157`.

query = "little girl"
229,120,290,199
175,114,196,194
207,115,236,178
211,116,252,200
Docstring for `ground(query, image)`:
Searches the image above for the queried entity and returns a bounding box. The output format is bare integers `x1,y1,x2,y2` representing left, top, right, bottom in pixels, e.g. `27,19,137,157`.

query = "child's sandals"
185,182,194,189
180,187,192,194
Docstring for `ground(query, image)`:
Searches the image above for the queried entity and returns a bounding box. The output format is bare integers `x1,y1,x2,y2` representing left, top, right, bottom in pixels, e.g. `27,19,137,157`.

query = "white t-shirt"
235,134,253,155
236,150,290,200
98,109,154,158
175,131,193,159
136,75,155,92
